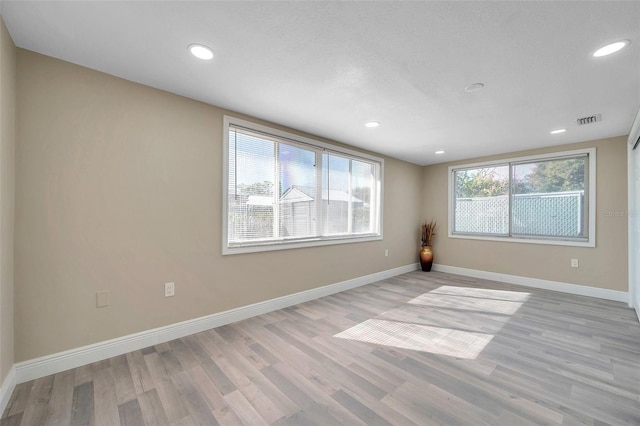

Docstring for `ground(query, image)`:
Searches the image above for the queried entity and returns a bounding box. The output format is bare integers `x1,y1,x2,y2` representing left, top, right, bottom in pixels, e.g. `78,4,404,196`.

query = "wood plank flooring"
3,271,640,425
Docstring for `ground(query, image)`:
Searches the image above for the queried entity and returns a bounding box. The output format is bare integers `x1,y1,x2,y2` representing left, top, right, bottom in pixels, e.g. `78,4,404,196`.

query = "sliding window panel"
278,143,318,239
322,154,351,235
511,156,587,239
351,160,375,234
453,165,510,235
228,128,277,244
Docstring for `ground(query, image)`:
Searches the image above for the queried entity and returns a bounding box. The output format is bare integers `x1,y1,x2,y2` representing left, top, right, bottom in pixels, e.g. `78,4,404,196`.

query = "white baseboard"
0,366,16,416
432,264,629,303
15,263,418,384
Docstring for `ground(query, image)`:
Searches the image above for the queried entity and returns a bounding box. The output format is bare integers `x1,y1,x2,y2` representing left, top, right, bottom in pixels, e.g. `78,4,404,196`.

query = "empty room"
0,1,639,425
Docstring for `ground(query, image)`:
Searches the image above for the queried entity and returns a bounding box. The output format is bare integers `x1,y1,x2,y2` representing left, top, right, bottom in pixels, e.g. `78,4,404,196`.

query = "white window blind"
224,117,383,254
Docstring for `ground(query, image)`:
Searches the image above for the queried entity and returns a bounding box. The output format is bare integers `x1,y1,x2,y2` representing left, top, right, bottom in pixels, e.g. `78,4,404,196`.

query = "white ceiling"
1,1,639,165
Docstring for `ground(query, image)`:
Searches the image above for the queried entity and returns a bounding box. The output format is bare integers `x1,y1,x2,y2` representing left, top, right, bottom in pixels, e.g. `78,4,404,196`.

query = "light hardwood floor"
3,271,640,425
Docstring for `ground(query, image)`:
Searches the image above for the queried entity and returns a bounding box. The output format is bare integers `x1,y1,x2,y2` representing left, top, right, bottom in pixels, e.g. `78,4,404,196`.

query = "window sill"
223,234,383,255
448,233,595,248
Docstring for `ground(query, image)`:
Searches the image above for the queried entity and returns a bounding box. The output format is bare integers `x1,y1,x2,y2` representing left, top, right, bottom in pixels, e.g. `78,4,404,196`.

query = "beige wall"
14,49,423,361
9,46,631,363
422,137,628,291
0,16,16,383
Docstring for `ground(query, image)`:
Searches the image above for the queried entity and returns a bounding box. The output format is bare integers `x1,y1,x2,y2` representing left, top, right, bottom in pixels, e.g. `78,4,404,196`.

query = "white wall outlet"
96,291,109,308
571,259,579,268
384,249,389,257
165,282,175,297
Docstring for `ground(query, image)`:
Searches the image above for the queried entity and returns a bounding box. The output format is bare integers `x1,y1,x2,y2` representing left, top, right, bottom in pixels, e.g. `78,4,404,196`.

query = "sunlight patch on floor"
408,293,526,315
334,285,531,359
427,285,531,301
334,318,493,359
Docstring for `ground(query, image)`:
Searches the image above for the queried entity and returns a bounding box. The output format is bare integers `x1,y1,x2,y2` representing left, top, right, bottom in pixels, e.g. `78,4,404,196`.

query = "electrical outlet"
384,249,389,257
571,259,579,268
165,282,175,297
96,291,109,308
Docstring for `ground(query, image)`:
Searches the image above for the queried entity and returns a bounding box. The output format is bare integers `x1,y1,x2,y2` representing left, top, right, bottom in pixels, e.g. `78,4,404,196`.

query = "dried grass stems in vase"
421,220,437,247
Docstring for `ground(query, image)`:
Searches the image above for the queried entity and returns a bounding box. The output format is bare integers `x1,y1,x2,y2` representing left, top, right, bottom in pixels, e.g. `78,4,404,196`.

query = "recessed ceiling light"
550,129,567,134
365,121,380,128
464,83,484,93
593,40,629,57
435,150,445,155
189,43,214,60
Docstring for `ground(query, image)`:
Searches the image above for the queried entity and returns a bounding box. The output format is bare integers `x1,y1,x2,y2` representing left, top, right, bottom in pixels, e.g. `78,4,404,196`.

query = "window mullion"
315,150,323,237
369,165,375,234
452,170,457,235
582,155,589,238
273,142,280,239
508,163,514,237
347,159,353,233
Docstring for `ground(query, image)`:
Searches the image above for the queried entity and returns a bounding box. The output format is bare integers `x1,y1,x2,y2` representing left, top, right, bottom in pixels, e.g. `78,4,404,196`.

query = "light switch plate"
165,282,175,297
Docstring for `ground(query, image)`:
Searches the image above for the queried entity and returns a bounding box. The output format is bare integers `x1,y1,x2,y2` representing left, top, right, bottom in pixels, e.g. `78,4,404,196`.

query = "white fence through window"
455,191,584,237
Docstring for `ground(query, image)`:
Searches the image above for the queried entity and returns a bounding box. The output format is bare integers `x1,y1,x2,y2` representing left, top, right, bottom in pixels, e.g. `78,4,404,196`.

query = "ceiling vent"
576,114,601,126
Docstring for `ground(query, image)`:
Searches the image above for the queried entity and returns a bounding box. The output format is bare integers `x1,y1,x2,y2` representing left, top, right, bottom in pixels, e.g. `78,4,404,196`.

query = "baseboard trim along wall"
0,367,16,416
14,263,419,385
432,264,629,303
10,262,631,394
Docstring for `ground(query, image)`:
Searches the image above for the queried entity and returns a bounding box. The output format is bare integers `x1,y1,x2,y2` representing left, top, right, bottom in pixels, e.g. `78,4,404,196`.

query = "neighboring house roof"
247,186,364,206
280,187,314,204
281,186,363,204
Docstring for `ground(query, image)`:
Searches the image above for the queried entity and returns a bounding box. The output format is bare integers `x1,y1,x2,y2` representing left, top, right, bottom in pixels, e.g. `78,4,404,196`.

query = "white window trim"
222,115,384,255
447,147,596,247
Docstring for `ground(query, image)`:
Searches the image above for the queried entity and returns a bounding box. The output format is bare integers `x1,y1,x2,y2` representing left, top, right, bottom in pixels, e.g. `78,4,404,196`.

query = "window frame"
448,148,596,247
222,116,384,255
